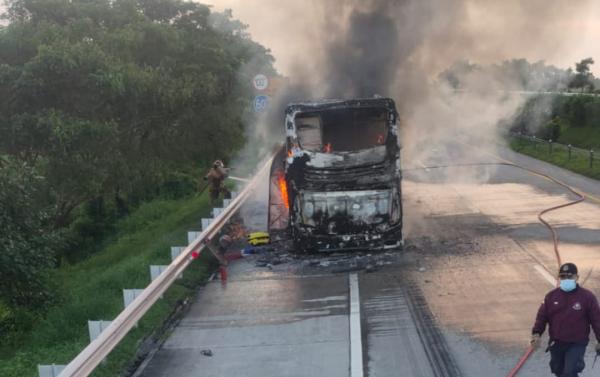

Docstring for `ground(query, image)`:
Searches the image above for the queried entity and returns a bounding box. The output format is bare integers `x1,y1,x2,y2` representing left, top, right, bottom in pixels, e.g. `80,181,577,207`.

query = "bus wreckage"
268,98,403,252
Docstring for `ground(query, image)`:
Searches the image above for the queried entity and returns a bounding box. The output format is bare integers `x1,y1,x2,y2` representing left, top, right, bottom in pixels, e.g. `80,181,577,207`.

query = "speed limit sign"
252,74,269,91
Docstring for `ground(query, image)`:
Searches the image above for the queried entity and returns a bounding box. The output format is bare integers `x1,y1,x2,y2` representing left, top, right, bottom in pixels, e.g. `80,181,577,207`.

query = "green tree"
0,0,275,240
0,157,59,309
564,95,594,127
569,57,595,91
541,116,563,141
0,0,276,322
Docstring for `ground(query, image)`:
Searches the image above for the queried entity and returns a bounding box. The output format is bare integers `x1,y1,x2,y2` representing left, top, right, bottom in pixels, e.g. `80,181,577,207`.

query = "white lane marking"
534,264,557,287
349,273,364,377
303,295,348,303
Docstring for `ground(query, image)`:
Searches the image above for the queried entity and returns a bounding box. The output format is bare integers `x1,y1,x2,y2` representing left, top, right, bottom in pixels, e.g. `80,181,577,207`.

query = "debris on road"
241,247,404,275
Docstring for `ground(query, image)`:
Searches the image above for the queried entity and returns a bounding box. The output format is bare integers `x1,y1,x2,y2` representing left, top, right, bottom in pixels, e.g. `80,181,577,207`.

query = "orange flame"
278,174,289,209
323,143,332,153
287,149,293,158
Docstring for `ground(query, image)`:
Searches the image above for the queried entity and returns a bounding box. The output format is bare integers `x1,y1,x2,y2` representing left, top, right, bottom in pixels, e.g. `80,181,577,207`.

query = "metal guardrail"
511,132,598,168
57,153,276,377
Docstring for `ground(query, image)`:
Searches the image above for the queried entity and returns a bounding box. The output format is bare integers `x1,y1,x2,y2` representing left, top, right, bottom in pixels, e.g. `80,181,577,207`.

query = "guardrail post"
533,136,538,151
88,320,112,342
170,246,184,261
150,265,168,298
170,247,185,278
87,320,112,365
187,231,201,244
201,218,213,231
549,139,553,155
150,265,168,281
123,289,144,327
123,289,144,308
591,150,595,168
38,364,66,377
568,144,572,161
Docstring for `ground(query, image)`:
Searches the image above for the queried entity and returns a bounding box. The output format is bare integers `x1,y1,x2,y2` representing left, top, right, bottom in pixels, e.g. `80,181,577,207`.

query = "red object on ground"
224,250,243,261
191,251,200,260
219,266,227,281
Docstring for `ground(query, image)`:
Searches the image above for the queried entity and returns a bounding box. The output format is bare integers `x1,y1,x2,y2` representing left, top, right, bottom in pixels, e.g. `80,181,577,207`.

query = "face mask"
559,279,577,292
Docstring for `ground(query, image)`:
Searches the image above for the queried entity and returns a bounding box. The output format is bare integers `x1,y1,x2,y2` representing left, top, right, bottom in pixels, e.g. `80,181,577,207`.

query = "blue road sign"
254,95,269,113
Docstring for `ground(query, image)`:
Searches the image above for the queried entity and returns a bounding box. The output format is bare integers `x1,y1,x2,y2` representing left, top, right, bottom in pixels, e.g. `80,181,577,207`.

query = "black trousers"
209,186,231,202
549,341,587,377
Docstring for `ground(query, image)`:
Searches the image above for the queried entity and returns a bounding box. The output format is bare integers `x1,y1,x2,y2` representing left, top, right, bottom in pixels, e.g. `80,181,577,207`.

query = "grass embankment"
0,192,217,377
510,138,600,180
559,127,600,150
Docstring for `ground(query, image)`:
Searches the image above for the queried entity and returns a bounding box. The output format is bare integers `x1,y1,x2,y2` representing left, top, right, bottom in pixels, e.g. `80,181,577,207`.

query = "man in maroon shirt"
531,262,600,377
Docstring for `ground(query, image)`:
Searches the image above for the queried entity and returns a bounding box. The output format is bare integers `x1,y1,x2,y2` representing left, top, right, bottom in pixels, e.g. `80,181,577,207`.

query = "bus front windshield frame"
295,107,388,153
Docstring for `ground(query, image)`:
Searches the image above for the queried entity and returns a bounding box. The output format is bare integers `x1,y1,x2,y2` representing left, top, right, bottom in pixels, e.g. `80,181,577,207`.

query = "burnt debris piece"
268,98,403,253
250,247,400,275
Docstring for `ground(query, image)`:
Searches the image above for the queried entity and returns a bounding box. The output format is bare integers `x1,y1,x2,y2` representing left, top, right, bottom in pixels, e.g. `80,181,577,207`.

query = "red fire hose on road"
533,166,586,269
406,161,587,376
505,163,585,377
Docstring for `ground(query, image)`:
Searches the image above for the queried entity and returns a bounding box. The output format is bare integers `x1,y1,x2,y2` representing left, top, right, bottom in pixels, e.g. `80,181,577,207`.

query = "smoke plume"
209,0,600,99
208,0,600,233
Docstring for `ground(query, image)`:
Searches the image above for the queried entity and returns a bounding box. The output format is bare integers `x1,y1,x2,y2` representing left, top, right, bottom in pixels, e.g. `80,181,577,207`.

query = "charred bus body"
269,98,403,252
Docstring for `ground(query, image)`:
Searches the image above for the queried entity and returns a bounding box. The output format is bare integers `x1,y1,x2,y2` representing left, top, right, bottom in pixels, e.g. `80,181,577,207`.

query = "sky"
2,1,600,75
206,0,600,77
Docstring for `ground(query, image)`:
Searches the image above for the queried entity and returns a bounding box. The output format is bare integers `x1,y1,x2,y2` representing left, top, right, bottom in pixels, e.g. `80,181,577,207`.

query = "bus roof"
285,97,397,116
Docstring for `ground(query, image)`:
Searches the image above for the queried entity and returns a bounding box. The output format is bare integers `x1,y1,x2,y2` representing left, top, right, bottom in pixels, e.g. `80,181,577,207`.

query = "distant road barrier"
511,132,598,169
57,153,276,377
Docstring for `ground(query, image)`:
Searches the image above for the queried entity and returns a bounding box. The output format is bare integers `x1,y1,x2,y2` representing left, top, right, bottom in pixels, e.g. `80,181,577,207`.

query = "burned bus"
268,98,402,252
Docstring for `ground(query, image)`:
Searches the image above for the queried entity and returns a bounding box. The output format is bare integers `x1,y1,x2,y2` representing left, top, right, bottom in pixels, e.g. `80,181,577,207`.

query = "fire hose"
506,162,584,377
406,161,587,376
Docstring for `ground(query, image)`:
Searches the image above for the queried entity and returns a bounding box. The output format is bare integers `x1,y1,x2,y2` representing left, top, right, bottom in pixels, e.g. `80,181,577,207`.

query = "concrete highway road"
137,140,600,377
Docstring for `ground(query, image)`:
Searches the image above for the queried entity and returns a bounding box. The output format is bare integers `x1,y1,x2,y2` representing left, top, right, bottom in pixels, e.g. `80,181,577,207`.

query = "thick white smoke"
206,0,600,161
207,0,600,233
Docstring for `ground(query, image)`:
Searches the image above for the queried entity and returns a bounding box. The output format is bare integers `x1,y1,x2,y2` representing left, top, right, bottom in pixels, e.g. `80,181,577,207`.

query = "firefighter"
204,160,231,204
530,262,600,377
204,234,232,282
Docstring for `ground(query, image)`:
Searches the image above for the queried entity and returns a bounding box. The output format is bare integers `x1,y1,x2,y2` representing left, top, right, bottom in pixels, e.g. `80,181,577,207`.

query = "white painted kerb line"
349,273,364,377
534,264,557,287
